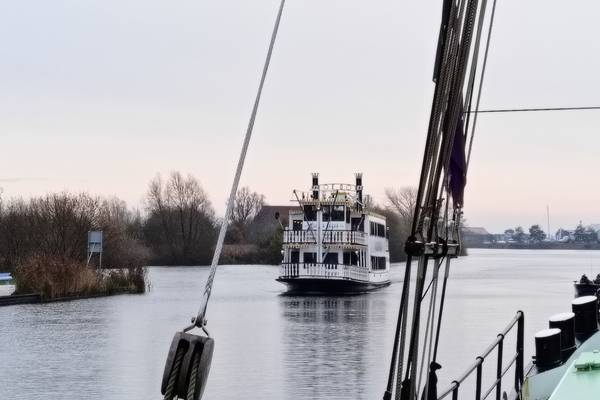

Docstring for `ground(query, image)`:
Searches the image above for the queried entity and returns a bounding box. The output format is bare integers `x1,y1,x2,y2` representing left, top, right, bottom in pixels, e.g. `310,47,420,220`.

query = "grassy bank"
13,255,147,300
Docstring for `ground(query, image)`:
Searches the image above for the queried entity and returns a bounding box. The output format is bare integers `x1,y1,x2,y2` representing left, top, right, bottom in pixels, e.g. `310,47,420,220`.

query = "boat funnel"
535,328,562,371
572,296,598,340
312,173,319,200
549,312,576,360
355,173,363,211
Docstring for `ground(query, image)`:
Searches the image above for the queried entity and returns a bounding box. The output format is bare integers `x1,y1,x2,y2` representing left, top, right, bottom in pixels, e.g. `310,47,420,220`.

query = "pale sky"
1,0,600,233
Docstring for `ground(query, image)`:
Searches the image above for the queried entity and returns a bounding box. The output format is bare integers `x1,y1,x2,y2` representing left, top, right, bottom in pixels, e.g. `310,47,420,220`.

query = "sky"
1,0,600,233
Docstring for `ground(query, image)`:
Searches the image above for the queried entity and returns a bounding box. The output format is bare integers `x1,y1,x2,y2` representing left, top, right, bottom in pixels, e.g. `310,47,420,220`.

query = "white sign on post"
87,231,103,267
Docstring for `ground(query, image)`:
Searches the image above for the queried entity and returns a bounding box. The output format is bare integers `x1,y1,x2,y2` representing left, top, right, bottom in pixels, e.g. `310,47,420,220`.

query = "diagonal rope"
163,346,186,400
465,0,498,172
194,0,286,327
470,105,600,113
186,351,202,400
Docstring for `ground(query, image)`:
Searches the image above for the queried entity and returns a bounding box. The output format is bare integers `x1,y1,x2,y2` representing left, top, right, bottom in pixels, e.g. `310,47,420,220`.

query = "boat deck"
549,351,600,399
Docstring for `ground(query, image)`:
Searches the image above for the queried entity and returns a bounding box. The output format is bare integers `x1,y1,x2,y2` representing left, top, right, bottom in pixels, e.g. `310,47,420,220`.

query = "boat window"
303,252,317,263
292,220,303,231
321,205,330,221
351,217,364,232
323,253,338,264
343,252,358,265
290,251,300,263
303,205,316,221
370,222,386,237
331,205,345,221
371,256,386,270
345,206,350,223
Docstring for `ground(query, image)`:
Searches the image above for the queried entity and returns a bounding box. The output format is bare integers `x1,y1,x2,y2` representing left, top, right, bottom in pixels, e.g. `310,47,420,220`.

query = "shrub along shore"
13,255,146,300
0,172,419,299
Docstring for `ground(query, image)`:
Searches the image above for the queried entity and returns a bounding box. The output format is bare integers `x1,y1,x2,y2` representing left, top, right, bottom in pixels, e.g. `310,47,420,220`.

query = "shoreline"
0,289,138,307
469,243,600,251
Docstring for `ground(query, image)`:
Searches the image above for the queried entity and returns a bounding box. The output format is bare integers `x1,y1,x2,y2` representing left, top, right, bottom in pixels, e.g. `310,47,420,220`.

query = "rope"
470,105,600,113
433,257,452,362
465,0,498,171
186,351,202,400
419,259,442,400
194,0,286,326
463,0,490,147
384,255,412,400
164,346,186,400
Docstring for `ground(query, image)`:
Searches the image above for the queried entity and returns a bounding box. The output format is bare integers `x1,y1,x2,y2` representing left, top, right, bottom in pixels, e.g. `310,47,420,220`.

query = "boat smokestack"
312,173,319,200
355,173,363,210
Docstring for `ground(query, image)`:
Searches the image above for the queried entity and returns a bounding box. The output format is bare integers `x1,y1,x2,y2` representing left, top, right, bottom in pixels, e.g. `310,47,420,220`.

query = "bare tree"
385,187,417,221
144,172,216,264
232,187,265,226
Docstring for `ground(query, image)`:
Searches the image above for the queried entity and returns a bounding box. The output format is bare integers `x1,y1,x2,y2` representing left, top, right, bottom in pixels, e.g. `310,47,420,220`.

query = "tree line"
0,172,419,269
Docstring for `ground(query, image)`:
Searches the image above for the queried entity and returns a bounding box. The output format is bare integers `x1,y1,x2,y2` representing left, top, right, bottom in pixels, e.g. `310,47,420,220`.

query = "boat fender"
548,312,576,360
572,295,598,339
161,331,215,400
534,328,562,371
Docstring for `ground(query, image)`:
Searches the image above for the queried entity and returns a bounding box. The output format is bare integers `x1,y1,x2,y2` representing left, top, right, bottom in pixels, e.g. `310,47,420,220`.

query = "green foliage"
528,224,546,242
513,226,526,243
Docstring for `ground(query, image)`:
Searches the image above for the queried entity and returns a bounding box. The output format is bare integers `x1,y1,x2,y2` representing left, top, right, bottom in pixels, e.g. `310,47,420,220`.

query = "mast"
384,0,495,398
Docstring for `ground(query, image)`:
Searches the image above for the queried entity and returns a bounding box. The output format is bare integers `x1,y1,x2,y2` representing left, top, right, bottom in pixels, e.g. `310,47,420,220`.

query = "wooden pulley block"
161,331,215,400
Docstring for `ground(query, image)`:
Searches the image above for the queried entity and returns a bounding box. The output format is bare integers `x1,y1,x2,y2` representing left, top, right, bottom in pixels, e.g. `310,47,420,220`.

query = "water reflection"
280,295,386,400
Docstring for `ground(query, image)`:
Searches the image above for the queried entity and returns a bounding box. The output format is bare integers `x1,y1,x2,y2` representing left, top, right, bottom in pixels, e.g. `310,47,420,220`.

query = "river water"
0,249,597,399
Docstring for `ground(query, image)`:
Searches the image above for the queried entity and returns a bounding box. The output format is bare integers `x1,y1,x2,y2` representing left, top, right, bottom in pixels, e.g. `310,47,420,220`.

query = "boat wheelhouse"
277,173,390,293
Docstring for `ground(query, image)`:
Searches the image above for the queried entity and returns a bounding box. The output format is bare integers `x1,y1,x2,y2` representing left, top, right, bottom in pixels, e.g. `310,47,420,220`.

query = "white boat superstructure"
277,173,391,293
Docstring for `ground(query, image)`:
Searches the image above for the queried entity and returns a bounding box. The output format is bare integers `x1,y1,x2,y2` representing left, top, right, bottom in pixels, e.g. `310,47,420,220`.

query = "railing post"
475,357,483,400
515,311,524,394
452,381,459,400
496,334,504,400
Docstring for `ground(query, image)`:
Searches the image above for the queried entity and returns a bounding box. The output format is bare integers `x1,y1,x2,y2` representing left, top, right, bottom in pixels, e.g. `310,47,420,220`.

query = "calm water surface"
1,249,598,399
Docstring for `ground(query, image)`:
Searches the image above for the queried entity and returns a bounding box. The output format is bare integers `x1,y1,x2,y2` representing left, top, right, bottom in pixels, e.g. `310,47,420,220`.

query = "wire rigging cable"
470,105,600,113
384,0,495,399
160,2,286,399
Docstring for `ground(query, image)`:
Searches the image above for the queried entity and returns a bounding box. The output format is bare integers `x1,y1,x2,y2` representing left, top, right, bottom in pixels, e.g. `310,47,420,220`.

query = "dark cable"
469,105,600,113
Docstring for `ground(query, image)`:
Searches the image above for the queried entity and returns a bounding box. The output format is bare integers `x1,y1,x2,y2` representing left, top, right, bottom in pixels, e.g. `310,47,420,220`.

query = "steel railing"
282,230,368,245
279,262,370,282
437,311,524,400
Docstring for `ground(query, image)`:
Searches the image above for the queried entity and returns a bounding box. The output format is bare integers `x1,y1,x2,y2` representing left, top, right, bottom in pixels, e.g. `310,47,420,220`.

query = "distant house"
555,228,573,242
461,227,493,247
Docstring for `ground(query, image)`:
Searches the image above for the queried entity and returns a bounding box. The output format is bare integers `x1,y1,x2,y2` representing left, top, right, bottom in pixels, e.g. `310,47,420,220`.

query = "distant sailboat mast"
547,204,551,241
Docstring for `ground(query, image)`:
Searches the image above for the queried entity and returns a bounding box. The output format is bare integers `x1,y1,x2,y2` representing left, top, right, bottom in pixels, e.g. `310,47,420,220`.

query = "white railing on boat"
283,230,367,246
279,263,370,282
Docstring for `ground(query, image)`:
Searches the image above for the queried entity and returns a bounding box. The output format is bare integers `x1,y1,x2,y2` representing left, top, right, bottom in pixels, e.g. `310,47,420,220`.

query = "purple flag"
449,117,466,207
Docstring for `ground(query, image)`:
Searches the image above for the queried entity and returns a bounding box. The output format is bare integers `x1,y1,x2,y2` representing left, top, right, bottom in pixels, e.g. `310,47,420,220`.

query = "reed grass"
13,255,147,299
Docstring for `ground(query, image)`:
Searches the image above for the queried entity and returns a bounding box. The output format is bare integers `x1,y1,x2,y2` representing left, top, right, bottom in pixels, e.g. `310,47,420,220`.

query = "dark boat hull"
276,277,390,294
574,282,600,297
